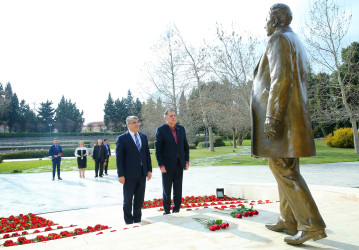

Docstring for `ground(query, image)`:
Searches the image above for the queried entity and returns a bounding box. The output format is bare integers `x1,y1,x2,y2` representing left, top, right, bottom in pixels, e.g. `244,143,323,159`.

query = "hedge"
0,132,122,138
0,148,76,160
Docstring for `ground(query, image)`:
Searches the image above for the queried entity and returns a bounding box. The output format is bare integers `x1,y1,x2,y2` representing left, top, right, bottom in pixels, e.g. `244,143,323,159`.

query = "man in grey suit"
251,3,326,245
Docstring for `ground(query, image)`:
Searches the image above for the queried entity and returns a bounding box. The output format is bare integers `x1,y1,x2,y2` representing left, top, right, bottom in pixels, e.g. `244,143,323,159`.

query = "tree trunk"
208,126,214,152
232,128,236,148
237,130,244,146
350,118,359,154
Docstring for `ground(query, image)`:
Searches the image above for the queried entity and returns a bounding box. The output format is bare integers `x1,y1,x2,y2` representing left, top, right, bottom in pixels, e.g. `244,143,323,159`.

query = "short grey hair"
269,3,293,26
164,108,176,117
126,116,139,124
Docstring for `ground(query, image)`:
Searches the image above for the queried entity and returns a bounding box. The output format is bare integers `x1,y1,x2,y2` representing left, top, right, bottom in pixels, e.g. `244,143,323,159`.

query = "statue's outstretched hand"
264,117,277,138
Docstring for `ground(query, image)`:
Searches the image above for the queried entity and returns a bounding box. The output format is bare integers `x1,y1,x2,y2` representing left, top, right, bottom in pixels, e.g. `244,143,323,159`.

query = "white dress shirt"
128,130,142,149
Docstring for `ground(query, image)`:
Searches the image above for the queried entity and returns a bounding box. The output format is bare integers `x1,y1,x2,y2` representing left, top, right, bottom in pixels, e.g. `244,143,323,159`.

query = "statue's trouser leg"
268,158,326,232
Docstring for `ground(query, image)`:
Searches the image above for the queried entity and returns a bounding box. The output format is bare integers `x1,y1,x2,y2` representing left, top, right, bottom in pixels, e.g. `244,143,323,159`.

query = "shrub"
324,128,354,148
214,136,225,147
0,148,76,160
197,142,209,148
0,155,3,163
193,135,206,146
188,144,196,149
191,135,225,147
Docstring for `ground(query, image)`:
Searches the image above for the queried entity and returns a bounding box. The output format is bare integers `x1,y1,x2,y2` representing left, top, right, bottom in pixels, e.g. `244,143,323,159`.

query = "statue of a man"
251,3,326,245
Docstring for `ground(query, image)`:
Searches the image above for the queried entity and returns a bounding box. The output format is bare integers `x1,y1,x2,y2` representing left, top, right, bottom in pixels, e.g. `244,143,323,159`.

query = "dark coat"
49,144,63,159
251,26,316,158
155,124,189,171
92,144,107,161
116,131,152,179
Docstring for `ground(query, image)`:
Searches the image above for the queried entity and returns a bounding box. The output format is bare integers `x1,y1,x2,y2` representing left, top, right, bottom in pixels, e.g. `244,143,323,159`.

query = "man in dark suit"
251,4,326,245
49,138,63,181
92,139,107,177
103,139,111,175
116,116,152,224
155,108,189,214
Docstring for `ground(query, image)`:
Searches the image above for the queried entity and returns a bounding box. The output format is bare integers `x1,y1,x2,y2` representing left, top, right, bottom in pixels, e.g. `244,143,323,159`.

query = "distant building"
84,121,106,132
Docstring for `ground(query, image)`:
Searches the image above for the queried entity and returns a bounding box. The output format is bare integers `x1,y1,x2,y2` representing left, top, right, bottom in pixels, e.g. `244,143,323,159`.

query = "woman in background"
75,141,88,178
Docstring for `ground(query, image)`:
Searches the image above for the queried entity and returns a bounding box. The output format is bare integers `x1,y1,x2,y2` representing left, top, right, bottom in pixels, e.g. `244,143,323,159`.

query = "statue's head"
266,3,292,36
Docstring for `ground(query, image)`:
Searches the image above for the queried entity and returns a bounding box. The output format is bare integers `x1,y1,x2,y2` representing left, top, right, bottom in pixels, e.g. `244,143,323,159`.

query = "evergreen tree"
55,96,84,132
18,100,38,132
104,93,115,131
124,90,134,117
37,100,55,132
0,83,6,125
134,98,142,118
113,98,127,131
4,83,20,132
178,91,188,124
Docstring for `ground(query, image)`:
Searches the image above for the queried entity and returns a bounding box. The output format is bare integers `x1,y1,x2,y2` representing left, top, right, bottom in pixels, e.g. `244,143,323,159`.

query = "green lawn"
1,140,358,174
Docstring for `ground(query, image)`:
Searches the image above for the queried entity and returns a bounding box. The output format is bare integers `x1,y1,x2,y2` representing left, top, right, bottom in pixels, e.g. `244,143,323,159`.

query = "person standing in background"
103,139,111,175
75,141,88,178
49,138,63,181
92,139,107,178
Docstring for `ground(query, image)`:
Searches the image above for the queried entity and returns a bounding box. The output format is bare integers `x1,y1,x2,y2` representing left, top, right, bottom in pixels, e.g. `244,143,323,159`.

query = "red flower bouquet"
193,218,229,231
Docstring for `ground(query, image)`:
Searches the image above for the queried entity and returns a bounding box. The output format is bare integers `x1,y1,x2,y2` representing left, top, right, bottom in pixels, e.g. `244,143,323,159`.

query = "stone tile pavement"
0,162,358,249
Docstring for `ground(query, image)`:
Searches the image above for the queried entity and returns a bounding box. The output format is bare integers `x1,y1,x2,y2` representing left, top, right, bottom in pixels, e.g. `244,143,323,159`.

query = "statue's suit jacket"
251,26,316,158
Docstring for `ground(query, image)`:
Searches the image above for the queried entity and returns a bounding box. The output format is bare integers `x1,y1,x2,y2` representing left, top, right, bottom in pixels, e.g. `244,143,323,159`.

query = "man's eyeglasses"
130,121,141,125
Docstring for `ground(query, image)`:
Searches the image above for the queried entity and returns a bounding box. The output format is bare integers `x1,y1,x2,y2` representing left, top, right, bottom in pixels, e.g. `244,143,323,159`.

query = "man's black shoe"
58,177,62,180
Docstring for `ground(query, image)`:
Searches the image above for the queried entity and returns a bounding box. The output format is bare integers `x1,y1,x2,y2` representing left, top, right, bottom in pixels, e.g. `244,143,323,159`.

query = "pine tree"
113,98,127,131
104,93,115,131
4,83,20,132
18,100,38,132
37,100,55,132
134,98,142,118
55,96,84,132
124,90,134,117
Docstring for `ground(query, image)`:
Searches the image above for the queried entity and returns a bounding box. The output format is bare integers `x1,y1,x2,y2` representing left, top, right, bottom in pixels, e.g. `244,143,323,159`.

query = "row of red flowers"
2,225,77,240
143,195,273,209
2,224,109,247
0,213,56,234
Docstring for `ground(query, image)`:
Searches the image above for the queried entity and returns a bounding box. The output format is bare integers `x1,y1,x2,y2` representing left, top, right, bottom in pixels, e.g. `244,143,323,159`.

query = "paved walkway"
0,162,358,217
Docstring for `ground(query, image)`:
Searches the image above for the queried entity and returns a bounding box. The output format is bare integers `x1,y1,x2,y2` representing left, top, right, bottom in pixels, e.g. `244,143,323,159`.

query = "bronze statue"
251,3,326,245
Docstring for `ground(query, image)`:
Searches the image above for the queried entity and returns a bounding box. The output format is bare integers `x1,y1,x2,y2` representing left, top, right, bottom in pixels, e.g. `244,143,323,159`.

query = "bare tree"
140,97,165,141
210,25,260,110
143,27,190,114
208,25,260,146
174,28,218,151
214,80,251,147
303,0,359,153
